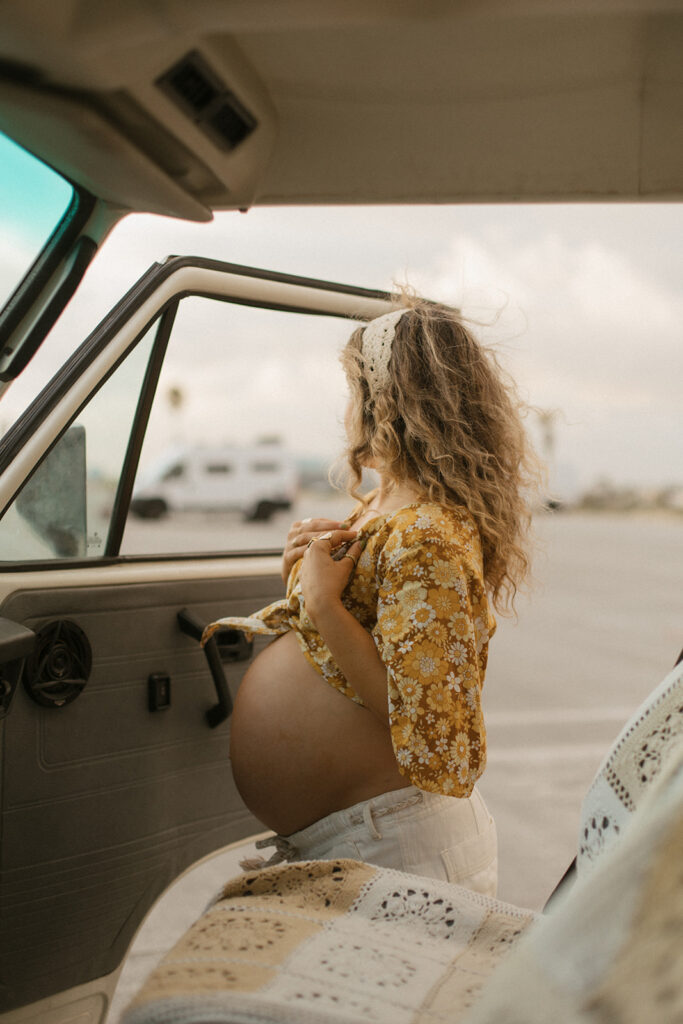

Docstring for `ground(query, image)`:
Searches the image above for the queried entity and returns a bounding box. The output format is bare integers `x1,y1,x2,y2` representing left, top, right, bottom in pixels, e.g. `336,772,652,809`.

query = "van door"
0,257,391,1020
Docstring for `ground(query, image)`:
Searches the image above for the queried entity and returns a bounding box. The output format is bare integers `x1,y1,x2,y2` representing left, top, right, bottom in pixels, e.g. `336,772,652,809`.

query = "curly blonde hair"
340,299,540,614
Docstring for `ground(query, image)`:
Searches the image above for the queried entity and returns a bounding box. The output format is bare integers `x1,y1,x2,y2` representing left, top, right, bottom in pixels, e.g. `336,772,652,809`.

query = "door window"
0,323,156,560
0,293,358,562
121,296,354,555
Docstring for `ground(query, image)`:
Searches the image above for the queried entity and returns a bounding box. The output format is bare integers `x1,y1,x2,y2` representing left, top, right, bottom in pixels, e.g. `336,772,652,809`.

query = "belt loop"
363,801,383,841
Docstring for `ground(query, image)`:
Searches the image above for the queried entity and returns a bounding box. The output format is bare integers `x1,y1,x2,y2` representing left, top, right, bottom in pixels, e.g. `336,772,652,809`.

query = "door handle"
177,608,240,728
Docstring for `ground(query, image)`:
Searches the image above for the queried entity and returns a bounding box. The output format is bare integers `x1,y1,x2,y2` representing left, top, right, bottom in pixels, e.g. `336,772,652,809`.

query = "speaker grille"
24,620,92,708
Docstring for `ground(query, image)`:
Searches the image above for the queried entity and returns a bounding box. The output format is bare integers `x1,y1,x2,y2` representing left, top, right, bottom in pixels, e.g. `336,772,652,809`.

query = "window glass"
122,297,356,555
0,131,74,310
0,324,155,561
0,296,361,564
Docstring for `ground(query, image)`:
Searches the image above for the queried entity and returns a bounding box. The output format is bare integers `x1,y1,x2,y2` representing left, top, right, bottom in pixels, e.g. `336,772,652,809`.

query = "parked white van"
130,442,298,521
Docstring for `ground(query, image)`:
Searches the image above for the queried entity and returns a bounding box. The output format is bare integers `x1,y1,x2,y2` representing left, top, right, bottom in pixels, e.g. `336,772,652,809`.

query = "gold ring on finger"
343,553,358,567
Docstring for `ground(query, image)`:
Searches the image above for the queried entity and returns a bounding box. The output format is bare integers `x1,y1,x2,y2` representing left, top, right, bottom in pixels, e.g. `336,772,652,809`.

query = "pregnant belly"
230,630,406,835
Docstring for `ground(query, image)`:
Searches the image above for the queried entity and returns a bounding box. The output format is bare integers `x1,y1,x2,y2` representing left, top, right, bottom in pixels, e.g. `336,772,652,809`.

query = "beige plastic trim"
0,553,282,606
0,828,270,1024
0,265,391,517
0,970,120,1024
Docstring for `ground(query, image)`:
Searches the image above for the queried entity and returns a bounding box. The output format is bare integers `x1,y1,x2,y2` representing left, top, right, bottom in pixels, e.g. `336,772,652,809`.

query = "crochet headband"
360,308,408,395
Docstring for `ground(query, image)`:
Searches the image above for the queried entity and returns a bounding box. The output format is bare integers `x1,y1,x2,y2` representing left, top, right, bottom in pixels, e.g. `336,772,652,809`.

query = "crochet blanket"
577,658,683,870
468,739,683,1024
123,859,536,1024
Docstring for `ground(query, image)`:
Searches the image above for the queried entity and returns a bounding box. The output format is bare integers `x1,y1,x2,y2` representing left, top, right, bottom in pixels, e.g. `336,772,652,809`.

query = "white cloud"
409,221,682,490
1,203,681,492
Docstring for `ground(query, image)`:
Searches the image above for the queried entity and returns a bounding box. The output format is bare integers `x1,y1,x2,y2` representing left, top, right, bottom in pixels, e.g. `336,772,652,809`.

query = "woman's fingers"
338,538,364,567
281,520,355,583
288,518,347,544
306,528,357,553
290,517,344,534
298,535,364,605
291,526,356,551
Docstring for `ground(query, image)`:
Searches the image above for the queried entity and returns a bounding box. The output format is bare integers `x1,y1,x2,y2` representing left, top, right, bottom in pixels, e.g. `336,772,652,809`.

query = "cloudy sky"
3,200,682,499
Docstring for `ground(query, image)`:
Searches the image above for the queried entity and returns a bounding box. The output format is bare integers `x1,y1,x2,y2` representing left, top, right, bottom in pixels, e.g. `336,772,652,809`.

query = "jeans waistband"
246,786,424,868
293,786,424,850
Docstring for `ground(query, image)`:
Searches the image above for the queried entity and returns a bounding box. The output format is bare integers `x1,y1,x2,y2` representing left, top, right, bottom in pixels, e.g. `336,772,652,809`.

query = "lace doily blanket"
467,739,683,1024
578,659,683,870
123,859,536,1024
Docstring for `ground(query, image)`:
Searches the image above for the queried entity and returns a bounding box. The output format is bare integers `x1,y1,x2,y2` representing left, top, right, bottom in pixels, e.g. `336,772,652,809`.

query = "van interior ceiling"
0,1,681,219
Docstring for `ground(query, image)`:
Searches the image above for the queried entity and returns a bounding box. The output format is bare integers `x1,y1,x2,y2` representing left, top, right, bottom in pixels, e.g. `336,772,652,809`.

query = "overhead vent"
157,51,257,153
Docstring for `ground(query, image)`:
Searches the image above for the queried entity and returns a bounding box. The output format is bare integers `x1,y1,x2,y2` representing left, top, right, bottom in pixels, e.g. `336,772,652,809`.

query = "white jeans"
251,785,498,896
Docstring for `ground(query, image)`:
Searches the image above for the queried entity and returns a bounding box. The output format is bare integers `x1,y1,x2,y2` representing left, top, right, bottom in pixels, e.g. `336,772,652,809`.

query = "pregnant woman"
203,301,537,893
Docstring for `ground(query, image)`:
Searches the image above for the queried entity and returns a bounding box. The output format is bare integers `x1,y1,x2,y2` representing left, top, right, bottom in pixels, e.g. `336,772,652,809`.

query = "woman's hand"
281,517,357,584
298,532,364,621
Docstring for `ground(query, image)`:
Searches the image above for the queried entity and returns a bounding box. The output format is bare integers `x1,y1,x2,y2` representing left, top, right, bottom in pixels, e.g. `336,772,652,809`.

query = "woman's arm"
298,535,390,723
372,516,491,796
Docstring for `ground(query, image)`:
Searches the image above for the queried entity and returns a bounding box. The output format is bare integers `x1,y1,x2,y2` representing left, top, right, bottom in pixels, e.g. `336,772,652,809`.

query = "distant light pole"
536,408,558,465
536,408,560,508
168,385,185,443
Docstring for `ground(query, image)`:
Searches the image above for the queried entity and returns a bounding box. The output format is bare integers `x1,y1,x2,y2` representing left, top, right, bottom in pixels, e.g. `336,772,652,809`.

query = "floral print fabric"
203,503,495,797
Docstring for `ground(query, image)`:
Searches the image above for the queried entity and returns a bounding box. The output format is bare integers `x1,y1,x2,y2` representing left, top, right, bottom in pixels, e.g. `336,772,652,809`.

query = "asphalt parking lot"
109,507,682,1020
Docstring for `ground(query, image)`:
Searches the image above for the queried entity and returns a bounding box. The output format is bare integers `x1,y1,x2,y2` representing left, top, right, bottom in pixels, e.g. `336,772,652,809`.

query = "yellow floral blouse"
203,503,496,798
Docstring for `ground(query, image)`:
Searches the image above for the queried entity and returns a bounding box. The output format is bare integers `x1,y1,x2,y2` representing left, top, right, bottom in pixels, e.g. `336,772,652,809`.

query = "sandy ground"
108,508,682,1020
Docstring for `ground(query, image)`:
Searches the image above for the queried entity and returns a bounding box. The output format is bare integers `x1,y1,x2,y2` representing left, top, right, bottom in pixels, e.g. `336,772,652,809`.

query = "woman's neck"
368,477,422,514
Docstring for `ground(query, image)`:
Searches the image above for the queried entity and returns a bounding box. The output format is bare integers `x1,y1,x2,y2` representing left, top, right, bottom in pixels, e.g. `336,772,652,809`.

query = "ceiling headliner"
0,1,681,218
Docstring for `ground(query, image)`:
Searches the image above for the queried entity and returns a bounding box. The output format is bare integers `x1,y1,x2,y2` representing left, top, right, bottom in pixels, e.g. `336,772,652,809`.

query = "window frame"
0,257,394,571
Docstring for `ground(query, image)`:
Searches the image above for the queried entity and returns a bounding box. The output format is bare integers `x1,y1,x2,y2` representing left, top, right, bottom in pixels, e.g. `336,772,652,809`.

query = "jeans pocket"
440,819,498,897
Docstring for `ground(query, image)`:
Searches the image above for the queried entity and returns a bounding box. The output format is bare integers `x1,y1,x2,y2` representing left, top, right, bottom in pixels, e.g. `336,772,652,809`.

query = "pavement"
107,510,682,1020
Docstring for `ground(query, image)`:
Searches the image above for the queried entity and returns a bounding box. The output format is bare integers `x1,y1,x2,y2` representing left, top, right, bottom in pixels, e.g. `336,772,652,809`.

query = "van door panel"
0,570,280,1013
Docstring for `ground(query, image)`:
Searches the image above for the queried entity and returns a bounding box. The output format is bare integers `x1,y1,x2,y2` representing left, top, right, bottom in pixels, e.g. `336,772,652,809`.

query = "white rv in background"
131,442,299,521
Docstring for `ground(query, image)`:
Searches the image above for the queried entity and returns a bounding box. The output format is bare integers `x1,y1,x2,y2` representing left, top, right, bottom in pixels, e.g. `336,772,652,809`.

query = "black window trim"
105,300,179,556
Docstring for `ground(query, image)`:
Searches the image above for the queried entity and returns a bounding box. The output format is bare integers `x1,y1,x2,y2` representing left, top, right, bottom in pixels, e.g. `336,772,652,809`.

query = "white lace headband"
360,308,408,395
